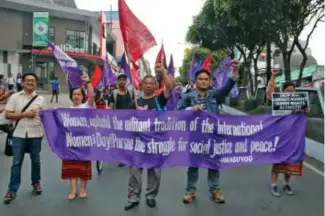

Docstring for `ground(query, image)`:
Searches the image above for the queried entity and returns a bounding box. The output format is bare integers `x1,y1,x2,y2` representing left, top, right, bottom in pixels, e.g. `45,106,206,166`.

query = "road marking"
303,161,324,177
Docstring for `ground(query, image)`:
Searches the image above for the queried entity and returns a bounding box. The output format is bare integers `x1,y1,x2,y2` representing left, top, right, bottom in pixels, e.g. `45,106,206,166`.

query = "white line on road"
303,161,324,177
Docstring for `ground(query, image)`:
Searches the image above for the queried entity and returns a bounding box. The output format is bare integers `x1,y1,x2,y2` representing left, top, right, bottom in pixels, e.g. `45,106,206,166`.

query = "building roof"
2,0,98,21
2,0,117,43
37,0,78,8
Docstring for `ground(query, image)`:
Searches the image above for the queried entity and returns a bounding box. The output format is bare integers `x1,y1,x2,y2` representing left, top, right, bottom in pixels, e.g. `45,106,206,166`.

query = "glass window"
65,30,87,51
49,27,55,43
48,62,55,80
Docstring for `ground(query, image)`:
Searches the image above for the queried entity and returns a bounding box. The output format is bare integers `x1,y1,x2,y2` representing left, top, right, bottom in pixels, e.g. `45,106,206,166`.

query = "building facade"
0,0,116,92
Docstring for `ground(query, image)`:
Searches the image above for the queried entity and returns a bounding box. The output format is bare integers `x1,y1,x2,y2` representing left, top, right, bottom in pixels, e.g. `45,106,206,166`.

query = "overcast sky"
76,0,324,74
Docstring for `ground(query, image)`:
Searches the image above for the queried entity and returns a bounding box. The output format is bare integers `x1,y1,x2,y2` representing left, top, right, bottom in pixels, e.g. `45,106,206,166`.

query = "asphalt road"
0,132,323,216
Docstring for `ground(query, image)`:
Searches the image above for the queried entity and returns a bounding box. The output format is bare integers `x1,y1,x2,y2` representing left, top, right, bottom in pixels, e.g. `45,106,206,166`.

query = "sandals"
79,192,87,199
68,193,77,200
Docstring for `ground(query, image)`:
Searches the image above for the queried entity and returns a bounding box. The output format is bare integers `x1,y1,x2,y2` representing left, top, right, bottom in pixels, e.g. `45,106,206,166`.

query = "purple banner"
40,109,306,169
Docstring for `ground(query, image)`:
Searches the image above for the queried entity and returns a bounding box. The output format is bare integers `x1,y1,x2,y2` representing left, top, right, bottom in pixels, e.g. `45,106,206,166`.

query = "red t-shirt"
96,98,106,109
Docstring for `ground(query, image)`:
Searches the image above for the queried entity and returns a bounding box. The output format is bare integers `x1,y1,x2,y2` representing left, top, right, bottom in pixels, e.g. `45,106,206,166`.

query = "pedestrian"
177,59,239,204
61,74,94,200
95,86,107,109
6,73,15,91
124,62,174,211
103,84,115,106
50,77,60,103
3,73,45,204
108,74,135,167
16,73,22,92
266,69,309,197
0,85,15,155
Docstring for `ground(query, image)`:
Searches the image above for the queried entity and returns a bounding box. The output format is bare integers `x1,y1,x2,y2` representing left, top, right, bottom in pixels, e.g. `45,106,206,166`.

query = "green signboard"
32,12,49,47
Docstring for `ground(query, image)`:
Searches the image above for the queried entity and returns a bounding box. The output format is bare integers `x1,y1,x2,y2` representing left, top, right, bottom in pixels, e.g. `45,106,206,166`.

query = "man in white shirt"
6,74,15,91
3,73,45,204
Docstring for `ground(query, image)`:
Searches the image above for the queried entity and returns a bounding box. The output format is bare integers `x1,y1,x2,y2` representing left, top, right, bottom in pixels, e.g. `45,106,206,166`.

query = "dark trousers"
8,84,14,91
51,89,59,102
8,137,42,193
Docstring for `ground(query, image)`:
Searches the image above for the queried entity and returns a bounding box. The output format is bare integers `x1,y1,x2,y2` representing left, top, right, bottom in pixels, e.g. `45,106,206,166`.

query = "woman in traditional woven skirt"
266,69,310,197
62,74,95,200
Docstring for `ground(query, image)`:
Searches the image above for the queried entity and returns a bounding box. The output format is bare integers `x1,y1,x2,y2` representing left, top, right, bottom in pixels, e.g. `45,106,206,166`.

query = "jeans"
8,137,42,193
186,167,220,193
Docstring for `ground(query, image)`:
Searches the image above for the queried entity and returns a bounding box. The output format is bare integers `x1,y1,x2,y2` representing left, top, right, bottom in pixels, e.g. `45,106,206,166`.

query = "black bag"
4,95,39,156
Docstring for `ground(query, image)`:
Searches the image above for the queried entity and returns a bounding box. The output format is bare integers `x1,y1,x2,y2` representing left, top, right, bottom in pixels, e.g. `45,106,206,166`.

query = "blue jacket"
177,77,236,113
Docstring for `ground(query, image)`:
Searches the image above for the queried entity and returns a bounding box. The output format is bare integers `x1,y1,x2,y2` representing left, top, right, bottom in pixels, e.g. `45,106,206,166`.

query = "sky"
75,0,324,75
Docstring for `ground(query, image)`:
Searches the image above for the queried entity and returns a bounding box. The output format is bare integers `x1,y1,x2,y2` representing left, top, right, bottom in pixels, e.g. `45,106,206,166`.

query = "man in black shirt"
124,63,174,211
108,74,134,110
109,74,134,167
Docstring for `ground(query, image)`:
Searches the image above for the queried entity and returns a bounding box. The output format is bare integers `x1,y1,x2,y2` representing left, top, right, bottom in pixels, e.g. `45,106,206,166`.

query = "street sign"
32,12,49,47
272,92,309,116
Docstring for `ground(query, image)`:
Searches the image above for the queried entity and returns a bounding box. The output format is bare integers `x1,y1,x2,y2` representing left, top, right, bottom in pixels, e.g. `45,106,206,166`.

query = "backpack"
113,89,134,109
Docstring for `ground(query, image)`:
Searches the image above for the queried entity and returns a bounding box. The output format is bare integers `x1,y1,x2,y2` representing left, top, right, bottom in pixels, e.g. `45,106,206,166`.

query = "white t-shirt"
7,77,14,85
70,102,93,109
16,78,22,84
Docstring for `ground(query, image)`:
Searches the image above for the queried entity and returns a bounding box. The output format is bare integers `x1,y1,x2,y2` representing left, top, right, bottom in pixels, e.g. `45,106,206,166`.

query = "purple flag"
213,56,239,97
40,109,306,169
192,59,203,79
49,41,83,89
166,89,178,110
187,55,195,81
102,53,117,86
119,53,132,87
168,54,175,78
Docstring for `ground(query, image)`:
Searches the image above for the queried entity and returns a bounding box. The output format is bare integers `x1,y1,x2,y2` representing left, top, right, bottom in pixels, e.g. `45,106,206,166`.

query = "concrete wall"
0,8,24,50
111,20,124,57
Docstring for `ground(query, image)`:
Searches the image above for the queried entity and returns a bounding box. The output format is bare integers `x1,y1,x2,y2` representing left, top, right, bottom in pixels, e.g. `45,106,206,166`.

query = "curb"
221,104,324,163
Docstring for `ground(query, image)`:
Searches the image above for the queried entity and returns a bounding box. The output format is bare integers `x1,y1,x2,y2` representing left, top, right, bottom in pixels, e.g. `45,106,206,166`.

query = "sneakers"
211,190,225,203
283,184,294,195
271,184,293,197
3,192,16,204
3,184,42,204
271,185,281,197
32,183,43,195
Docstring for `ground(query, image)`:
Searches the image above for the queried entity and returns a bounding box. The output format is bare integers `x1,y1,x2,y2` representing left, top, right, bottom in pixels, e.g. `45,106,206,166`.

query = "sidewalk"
43,93,72,108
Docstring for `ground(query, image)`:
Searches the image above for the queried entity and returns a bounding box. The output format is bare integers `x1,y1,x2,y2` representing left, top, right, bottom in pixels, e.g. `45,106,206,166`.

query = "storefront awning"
275,64,317,83
32,49,105,66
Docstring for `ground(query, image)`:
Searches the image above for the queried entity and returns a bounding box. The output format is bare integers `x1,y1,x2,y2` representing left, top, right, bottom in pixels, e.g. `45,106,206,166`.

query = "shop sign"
32,12,49,47
49,44,86,53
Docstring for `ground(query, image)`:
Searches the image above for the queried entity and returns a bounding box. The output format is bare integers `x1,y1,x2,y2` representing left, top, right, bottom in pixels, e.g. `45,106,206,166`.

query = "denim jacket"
177,76,236,113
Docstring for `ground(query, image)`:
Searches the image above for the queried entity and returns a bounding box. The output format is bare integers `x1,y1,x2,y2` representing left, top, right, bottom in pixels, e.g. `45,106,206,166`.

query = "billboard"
32,12,49,47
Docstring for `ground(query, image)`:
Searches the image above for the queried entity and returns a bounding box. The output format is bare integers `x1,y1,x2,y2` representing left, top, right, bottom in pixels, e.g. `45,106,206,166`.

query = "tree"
293,0,324,86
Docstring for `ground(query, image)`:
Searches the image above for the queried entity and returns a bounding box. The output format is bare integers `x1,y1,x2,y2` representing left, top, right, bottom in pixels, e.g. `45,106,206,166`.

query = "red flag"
131,61,140,90
119,0,156,62
155,44,167,69
201,52,212,72
91,65,103,87
154,44,168,95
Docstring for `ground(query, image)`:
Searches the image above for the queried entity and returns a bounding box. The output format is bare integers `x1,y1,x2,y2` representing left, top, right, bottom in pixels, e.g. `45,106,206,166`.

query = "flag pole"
124,44,138,108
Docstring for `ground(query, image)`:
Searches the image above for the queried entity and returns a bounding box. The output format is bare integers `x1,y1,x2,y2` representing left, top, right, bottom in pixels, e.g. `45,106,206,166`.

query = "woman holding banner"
61,74,95,200
267,69,309,197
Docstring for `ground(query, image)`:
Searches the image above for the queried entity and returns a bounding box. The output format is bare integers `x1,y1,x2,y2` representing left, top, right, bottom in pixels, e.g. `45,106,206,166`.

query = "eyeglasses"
24,79,36,83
